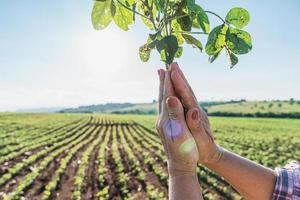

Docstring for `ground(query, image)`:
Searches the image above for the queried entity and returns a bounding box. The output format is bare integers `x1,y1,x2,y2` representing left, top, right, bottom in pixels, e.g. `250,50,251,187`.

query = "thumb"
166,96,185,121
186,108,203,136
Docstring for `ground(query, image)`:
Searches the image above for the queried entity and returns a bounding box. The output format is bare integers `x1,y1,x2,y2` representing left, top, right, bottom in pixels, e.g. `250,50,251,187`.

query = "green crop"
91,0,252,68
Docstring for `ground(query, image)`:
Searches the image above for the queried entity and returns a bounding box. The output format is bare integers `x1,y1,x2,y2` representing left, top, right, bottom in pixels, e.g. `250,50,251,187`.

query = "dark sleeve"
272,160,300,200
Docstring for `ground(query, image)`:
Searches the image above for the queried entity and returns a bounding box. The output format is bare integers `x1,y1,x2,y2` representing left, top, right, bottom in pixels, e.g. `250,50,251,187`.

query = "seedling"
91,0,252,68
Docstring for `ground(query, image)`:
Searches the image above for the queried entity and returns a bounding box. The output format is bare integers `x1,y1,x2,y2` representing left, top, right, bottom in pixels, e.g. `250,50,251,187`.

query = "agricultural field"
206,100,300,118
0,113,299,200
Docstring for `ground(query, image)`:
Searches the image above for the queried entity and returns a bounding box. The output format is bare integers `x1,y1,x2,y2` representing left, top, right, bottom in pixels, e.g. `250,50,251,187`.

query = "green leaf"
175,46,183,58
113,0,133,31
187,1,209,33
147,33,160,49
208,50,221,63
139,33,160,62
171,20,185,45
139,44,151,62
205,25,228,55
225,7,250,29
111,0,116,17
186,0,195,10
156,35,178,64
226,27,252,55
153,0,165,12
191,14,200,28
132,3,136,21
181,34,203,51
91,0,113,30
194,5,209,33
177,12,192,31
225,48,239,68
126,0,135,6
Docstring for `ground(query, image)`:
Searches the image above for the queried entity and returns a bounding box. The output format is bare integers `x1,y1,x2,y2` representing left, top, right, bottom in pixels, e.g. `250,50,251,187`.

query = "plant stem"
168,13,189,21
205,10,226,24
163,0,170,35
176,31,207,35
138,0,158,31
116,0,150,20
163,0,169,69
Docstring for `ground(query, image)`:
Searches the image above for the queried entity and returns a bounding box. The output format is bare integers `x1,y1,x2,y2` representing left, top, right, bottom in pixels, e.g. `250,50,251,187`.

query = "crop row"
0,117,95,187
2,119,101,199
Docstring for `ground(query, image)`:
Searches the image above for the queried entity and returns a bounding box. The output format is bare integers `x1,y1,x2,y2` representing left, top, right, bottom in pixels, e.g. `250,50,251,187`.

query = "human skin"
156,69,203,200
168,62,277,200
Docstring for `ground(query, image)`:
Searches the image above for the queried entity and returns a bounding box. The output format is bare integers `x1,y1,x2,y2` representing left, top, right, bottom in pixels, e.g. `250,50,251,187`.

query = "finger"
170,62,196,97
164,96,187,141
186,108,214,141
170,67,198,109
166,96,185,121
162,70,175,109
158,69,165,114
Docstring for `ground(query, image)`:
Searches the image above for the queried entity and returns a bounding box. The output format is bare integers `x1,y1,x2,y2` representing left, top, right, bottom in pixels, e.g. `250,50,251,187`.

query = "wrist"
167,160,197,178
202,145,225,167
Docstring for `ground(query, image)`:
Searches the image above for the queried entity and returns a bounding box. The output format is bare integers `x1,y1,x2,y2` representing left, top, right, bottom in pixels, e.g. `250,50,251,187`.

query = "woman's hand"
156,69,199,177
165,63,277,200
169,63,223,165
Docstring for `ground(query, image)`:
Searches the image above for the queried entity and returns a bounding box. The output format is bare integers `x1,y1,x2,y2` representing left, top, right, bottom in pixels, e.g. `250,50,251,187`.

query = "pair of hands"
156,63,222,177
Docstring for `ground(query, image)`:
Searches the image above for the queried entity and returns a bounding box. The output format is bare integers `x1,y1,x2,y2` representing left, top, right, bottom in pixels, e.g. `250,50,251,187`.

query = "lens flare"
163,119,182,140
180,138,196,154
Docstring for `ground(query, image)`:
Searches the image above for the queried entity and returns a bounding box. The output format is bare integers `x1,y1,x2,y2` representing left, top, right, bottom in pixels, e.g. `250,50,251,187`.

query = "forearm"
206,147,277,200
169,174,203,200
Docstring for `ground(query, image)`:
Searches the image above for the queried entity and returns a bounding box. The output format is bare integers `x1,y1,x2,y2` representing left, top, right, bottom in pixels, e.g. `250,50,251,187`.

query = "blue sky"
0,1,299,111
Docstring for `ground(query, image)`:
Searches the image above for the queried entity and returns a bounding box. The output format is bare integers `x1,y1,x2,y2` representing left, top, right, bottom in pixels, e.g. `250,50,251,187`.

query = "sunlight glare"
80,30,133,77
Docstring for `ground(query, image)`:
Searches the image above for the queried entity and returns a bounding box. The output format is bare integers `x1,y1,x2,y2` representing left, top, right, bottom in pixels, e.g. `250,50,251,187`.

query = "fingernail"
192,109,199,120
167,97,178,108
170,62,178,70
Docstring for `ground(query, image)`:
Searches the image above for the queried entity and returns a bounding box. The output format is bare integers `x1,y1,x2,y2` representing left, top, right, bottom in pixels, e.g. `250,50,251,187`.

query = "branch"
116,0,151,21
205,10,226,24
163,0,170,35
175,31,208,35
168,13,189,21
137,0,158,30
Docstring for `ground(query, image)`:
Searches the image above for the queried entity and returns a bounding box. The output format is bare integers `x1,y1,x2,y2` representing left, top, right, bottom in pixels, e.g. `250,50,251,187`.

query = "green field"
207,100,300,116
0,113,299,200
59,100,300,118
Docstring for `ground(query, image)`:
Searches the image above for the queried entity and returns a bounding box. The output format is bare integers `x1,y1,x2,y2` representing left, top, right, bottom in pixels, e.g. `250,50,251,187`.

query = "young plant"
91,0,252,68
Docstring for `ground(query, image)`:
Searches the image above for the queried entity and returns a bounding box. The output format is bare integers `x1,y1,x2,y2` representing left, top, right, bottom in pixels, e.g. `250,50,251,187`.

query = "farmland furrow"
72,125,108,200
130,124,237,199
120,125,167,199
0,117,96,189
0,117,91,167
0,118,83,149
80,138,101,200
0,118,88,158
104,125,122,200
0,126,47,141
115,125,148,199
49,124,102,200
97,125,112,200
125,125,168,185
2,121,99,199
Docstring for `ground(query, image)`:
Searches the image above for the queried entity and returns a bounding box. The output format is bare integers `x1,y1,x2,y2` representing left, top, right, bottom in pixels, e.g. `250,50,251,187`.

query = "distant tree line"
111,109,157,115
208,111,300,119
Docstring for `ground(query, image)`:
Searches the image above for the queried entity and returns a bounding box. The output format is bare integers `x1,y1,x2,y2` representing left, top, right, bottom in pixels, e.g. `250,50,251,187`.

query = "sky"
0,1,299,111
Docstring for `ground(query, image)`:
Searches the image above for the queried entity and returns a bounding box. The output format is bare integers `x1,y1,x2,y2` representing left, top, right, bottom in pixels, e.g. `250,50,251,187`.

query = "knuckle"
156,125,164,134
193,120,202,131
168,110,178,120
155,120,164,133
